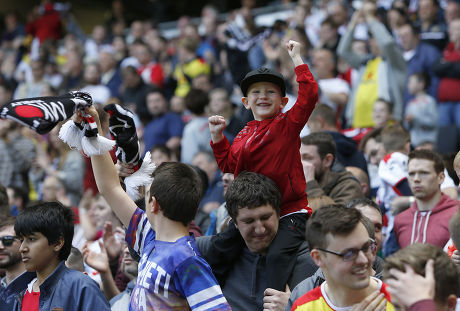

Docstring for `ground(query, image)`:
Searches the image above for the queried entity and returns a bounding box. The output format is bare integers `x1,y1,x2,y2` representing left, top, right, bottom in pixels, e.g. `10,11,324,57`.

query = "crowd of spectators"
2,0,460,310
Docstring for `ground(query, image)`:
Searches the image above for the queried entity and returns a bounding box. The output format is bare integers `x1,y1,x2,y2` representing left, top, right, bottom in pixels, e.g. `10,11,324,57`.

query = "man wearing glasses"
0,217,34,311
290,205,394,311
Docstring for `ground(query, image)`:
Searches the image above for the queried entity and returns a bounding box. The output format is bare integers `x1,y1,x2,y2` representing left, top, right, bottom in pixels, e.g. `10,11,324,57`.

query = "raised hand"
285,40,303,67
209,115,226,143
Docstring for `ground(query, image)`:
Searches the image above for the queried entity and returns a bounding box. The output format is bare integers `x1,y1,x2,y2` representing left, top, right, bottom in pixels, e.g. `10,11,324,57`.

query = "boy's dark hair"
225,171,281,221
0,183,9,217
309,104,336,127
185,88,208,115
14,202,74,261
408,149,445,174
411,72,431,89
149,162,203,226
306,205,365,250
347,198,382,217
381,123,410,153
384,243,458,305
301,132,337,162
449,212,460,249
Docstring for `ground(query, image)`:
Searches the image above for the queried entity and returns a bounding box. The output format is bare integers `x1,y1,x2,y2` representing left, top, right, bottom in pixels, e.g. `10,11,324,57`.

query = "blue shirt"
143,112,184,153
125,208,231,311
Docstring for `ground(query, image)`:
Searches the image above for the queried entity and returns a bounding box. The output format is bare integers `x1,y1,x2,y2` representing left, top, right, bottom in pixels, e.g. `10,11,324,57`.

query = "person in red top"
26,2,62,43
206,40,318,291
432,18,460,127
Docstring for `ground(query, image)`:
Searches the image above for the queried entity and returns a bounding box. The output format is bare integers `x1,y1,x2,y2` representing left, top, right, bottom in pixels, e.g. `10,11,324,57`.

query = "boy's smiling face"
242,82,288,121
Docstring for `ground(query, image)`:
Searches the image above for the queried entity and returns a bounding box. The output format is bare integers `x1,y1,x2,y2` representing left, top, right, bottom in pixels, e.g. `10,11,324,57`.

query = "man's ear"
242,97,250,110
53,236,65,253
310,249,325,267
323,153,334,168
280,97,289,109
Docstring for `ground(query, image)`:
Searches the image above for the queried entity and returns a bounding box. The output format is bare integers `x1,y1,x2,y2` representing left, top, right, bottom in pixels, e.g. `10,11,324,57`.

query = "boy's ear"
53,237,65,253
241,97,250,110
280,97,289,109
310,249,325,267
151,196,161,214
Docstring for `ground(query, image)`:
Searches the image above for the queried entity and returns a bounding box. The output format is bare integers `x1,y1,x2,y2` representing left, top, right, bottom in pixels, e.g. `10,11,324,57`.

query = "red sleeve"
150,63,164,88
287,64,318,132
210,136,235,173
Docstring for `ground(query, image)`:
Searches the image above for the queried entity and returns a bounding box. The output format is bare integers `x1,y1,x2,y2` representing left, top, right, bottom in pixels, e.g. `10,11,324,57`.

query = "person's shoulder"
62,268,99,287
291,286,323,310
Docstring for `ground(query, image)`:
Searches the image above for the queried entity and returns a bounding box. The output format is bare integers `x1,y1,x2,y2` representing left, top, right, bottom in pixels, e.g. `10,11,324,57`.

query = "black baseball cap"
240,67,286,97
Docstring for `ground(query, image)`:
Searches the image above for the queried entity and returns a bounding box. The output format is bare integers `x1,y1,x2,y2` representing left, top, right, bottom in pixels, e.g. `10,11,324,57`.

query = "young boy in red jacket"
207,40,318,291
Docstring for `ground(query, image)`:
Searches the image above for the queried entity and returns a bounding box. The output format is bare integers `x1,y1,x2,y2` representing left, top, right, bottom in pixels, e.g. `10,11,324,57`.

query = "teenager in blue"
85,106,231,310
9,202,110,311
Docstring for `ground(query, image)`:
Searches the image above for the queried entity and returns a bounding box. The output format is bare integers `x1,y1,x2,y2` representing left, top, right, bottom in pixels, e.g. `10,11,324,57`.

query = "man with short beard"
0,217,34,311
110,246,138,310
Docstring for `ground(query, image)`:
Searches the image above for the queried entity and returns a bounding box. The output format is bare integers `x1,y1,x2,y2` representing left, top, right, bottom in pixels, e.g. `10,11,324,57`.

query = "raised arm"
286,40,304,67
82,107,137,228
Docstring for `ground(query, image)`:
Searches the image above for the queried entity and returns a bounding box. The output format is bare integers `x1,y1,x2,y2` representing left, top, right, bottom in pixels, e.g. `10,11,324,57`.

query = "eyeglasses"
317,239,377,262
0,236,19,247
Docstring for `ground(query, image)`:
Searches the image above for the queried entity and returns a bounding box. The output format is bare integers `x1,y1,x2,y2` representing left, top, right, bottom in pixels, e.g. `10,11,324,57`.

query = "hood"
328,131,357,156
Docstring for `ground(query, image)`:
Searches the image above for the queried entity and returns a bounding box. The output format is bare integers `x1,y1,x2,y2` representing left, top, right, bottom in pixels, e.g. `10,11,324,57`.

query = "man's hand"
452,250,460,267
362,1,377,22
263,285,290,311
386,259,435,308
115,160,135,178
209,115,226,143
351,291,387,311
102,221,124,262
302,160,316,182
285,40,303,67
82,240,110,274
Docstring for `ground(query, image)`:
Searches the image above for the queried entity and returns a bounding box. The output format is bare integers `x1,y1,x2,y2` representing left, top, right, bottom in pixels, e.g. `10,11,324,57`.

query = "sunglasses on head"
0,236,19,247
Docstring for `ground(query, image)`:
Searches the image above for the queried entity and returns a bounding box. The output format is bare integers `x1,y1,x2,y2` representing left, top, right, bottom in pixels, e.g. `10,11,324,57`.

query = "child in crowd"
12,202,110,311
405,72,438,148
84,106,231,310
207,40,318,291
376,123,412,257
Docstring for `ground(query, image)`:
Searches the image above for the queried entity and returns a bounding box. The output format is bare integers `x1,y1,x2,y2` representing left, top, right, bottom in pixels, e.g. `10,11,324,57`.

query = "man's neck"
5,263,26,285
416,191,443,212
324,277,379,307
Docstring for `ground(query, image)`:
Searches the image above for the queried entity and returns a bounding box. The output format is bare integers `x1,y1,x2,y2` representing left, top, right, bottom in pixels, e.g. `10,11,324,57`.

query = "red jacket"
394,194,459,249
211,64,318,216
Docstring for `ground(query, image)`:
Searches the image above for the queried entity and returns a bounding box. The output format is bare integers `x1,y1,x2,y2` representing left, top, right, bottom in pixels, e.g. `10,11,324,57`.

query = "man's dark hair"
14,201,74,261
225,171,281,221
384,243,458,305
358,127,383,152
185,88,208,115
399,21,420,36
149,162,203,226
309,104,336,127
347,198,382,217
0,216,16,231
301,132,337,162
306,205,365,250
0,183,9,217
408,149,444,174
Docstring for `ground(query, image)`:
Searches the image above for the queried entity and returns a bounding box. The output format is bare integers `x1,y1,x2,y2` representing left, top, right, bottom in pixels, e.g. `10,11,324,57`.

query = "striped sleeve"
175,256,231,311
125,207,153,255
